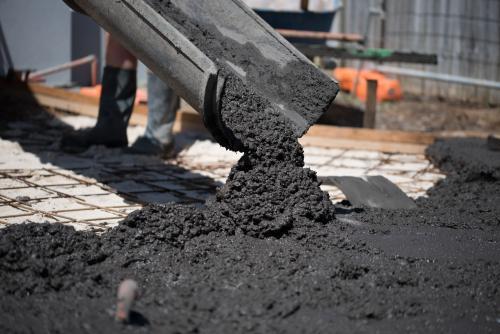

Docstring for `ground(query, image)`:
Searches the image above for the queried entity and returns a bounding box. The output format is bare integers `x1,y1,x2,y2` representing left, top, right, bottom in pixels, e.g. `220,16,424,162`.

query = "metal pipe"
277,29,363,42
377,66,500,90
29,55,97,81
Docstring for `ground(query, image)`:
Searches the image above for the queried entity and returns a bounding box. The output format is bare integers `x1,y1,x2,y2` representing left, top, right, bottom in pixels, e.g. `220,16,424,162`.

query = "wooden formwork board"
2,81,493,154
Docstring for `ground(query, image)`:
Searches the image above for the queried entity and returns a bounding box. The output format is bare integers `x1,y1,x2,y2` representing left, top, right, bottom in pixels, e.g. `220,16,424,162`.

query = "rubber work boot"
61,66,136,153
128,72,179,158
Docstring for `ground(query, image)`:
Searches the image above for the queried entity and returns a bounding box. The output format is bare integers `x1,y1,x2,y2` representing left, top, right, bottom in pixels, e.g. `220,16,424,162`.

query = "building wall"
0,0,148,87
341,0,500,105
0,0,73,85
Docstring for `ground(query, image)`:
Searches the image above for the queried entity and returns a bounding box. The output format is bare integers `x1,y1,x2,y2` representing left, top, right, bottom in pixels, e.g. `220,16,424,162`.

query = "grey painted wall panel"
0,0,148,87
341,0,500,104
71,11,101,86
0,0,71,85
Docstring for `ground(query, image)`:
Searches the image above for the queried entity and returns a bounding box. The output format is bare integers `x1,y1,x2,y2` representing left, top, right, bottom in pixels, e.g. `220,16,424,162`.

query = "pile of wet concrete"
1,134,500,333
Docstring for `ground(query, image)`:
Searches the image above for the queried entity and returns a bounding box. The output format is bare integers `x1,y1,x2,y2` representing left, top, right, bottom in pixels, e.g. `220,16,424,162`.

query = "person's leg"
105,34,137,69
61,33,137,152
128,71,179,157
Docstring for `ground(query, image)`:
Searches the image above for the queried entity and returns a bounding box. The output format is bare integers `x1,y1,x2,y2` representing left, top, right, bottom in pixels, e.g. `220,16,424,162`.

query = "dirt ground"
323,92,500,133
377,96,500,133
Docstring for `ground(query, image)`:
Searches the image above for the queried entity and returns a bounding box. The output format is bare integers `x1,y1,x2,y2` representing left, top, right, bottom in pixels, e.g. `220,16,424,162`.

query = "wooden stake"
300,0,309,11
276,29,364,43
115,279,138,323
364,79,378,128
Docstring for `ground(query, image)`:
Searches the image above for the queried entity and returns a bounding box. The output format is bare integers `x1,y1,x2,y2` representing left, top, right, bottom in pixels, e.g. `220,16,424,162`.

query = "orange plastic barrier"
333,67,402,102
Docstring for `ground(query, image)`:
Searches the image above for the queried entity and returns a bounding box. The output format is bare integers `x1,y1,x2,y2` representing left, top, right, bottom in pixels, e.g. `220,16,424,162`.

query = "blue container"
254,9,336,45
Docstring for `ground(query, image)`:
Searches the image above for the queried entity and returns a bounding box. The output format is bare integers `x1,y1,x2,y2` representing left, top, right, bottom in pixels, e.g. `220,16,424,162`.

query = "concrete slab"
2,214,58,225
47,184,109,196
133,192,181,204
30,198,89,212
80,193,131,207
0,187,56,200
341,150,386,160
25,174,81,186
0,178,28,189
61,209,120,221
303,146,346,157
108,180,156,193
0,205,30,217
0,111,447,231
304,155,332,165
329,157,380,169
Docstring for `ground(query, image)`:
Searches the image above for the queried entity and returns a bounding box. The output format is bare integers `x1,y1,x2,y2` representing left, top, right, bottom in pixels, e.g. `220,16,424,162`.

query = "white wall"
0,0,150,87
0,0,72,85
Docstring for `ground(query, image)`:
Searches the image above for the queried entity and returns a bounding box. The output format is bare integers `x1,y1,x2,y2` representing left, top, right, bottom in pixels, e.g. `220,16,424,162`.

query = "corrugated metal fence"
341,0,500,105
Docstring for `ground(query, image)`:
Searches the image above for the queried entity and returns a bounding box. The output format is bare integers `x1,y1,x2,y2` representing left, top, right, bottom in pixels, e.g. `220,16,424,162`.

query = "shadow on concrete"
0,79,221,207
